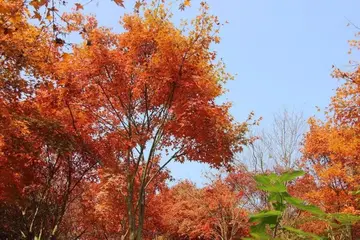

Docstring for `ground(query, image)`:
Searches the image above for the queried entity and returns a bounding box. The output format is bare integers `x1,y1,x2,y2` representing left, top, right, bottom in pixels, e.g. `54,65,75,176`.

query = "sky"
81,0,360,185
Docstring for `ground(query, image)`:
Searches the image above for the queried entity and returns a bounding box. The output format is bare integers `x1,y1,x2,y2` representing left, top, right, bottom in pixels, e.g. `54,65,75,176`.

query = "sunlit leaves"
254,174,287,193
279,170,305,182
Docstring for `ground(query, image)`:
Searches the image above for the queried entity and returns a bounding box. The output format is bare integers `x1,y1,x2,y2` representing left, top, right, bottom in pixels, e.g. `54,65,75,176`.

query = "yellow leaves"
214,36,220,44
303,68,360,211
45,10,52,21
179,0,191,10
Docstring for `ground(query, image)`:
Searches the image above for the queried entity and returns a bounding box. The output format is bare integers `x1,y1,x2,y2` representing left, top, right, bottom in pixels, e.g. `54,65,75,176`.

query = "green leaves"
329,213,360,226
250,210,282,223
284,196,324,216
280,170,305,182
283,226,324,240
246,170,325,240
256,182,287,193
248,223,273,240
254,174,287,193
247,170,360,240
254,170,305,194
249,211,280,239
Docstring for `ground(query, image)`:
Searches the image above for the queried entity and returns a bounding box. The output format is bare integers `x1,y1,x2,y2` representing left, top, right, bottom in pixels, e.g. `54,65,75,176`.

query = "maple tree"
202,179,250,240
5,0,360,239
295,32,360,238
43,1,251,239
160,179,249,240
67,164,170,240
1,0,251,238
0,106,100,239
1,0,101,239
1,0,250,239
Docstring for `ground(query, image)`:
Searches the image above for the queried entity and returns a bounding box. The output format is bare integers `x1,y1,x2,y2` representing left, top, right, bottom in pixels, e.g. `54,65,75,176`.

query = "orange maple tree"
43,2,250,239
67,163,170,240
1,0,250,239
159,178,250,240
296,33,360,237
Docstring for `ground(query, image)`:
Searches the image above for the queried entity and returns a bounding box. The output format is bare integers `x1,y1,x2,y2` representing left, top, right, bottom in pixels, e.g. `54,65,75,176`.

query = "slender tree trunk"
127,180,136,240
136,192,145,240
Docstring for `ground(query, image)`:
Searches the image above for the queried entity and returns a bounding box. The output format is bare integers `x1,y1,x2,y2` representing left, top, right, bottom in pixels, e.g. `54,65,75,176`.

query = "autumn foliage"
159,178,249,240
296,49,360,237
1,0,360,239
1,0,250,239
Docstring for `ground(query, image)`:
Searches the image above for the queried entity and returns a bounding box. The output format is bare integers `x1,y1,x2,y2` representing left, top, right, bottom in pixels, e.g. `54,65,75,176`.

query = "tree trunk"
127,180,136,240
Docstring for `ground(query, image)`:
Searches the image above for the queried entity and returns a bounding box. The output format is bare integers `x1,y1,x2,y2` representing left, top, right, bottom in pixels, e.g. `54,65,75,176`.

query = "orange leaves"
159,179,250,239
300,35,360,221
44,5,247,237
134,1,142,12
75,3,84,11
302,117,360,214
113,0,125,7
179,0,191,10
0,1,251,238
32,11,42,20
29,0,48,10
54,3,247,168
78,164,169,238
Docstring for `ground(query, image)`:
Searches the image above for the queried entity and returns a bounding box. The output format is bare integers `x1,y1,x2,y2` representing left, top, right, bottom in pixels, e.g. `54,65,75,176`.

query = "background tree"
0,101,99,239
298,74,360,238
245,109,306,173
159,179,250,240
66,162,170,240
1,1,99,239
296,30,360,239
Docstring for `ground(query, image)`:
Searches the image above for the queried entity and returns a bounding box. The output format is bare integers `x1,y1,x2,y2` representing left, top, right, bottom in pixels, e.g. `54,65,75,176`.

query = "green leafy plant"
244,170,360,240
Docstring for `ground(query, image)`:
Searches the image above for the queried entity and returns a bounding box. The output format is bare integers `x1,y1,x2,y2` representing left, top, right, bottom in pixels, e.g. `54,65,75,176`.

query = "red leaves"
159,179,250,239
0,1,250,239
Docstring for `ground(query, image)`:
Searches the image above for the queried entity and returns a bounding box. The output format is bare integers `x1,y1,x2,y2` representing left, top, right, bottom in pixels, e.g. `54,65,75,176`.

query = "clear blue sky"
82,0,360,185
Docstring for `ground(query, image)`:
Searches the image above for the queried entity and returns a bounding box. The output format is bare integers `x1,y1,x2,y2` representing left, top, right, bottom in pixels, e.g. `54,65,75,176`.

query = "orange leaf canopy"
52,5,248,168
